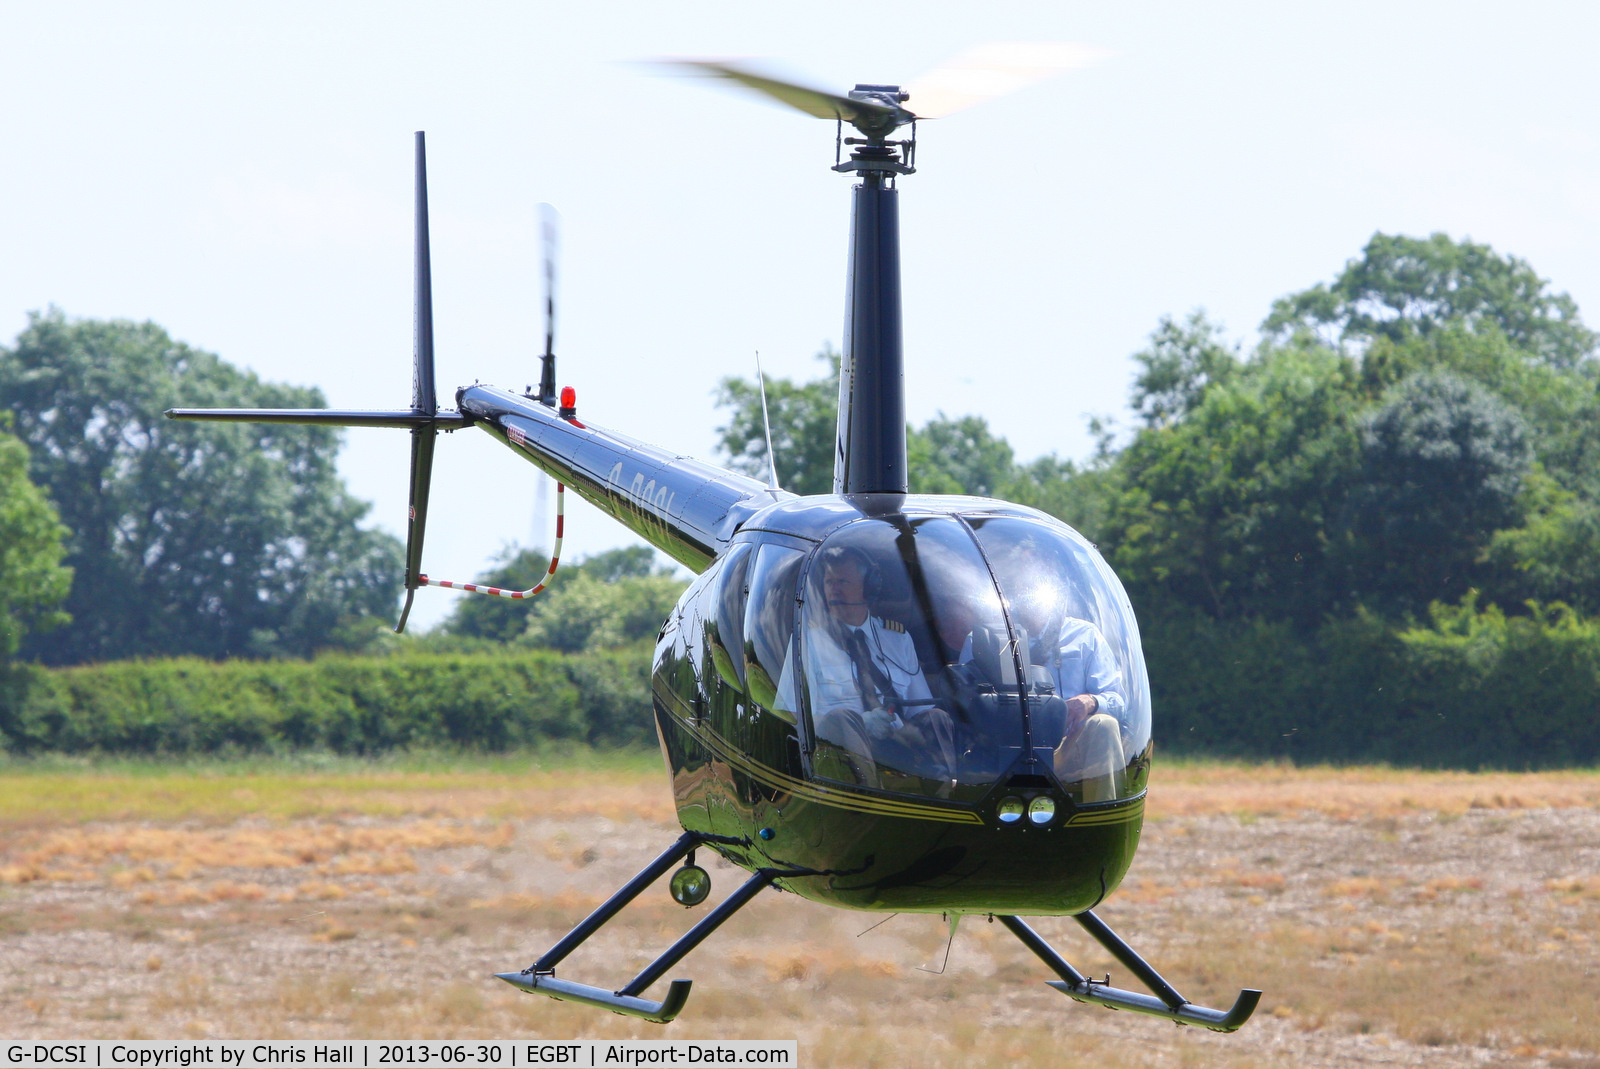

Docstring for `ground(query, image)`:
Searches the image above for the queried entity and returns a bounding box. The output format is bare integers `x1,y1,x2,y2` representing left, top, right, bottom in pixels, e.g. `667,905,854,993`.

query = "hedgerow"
1148,596,1600,768
2,601,1595,767
0,646,654,755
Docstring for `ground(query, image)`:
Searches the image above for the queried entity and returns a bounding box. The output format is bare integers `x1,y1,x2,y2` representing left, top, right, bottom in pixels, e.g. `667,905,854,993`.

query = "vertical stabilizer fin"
397,130,440,633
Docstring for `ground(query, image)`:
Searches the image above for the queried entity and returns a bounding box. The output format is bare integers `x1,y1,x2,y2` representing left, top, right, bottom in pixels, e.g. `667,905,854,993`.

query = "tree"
1352,325,1600,501
1130,311,1241,428
1097,341,1364,625
1263,232,1598,368
1334,370,1533,614
0,419,71,660
441,544,672,644
715,348,840,495
1078,235,1600,630
521,571,686,652
1485,473,1600,617
907,414,1015,496
1003,454,1116,541
0,310,403,663
716,348,1026,497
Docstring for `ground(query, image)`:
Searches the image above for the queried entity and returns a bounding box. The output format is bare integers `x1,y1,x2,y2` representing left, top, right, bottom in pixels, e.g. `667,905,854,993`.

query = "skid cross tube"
619,868,776,996
999,913,1261,1033
1074,908,1187,1009
996,915,1086,987
498,835,779,1025
530,830,700,974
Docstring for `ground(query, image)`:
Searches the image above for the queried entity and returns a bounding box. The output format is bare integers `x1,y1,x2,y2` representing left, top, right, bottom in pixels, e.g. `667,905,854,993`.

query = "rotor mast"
832,85,916,496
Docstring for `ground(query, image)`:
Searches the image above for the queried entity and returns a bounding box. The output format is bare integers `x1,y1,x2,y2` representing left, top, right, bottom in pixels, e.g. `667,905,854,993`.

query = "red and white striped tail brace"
419,482,565,600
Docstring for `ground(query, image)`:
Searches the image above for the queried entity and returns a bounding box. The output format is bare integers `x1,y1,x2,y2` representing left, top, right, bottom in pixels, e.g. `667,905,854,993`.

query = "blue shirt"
958,617,1127,726
1037,617,1127,725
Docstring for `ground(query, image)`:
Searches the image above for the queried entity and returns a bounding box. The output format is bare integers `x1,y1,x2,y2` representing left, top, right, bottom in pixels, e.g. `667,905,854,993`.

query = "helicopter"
167,52,1261,1032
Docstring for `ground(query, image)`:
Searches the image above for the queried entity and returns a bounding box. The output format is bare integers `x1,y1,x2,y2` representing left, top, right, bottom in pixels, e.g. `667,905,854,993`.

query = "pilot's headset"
818,544,884,611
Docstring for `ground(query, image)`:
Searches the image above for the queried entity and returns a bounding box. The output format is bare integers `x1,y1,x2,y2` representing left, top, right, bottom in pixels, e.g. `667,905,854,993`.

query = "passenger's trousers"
1052,713,1126,803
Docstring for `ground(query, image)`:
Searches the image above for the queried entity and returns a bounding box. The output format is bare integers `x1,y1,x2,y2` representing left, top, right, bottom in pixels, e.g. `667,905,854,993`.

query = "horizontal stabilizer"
164,408,470,430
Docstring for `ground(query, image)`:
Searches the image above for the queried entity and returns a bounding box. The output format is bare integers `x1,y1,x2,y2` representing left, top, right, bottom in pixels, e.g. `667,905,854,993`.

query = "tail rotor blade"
537,203,560,406
903,42,1110,119
398,130,439,633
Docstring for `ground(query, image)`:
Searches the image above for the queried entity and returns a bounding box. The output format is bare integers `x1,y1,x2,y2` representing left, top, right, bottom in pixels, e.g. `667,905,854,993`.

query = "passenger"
933,585,992,663
990,539,1129,802
780,545,957,791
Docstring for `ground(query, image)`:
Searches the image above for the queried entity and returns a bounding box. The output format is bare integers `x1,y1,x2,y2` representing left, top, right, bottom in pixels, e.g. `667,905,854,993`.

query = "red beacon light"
559,386,577,420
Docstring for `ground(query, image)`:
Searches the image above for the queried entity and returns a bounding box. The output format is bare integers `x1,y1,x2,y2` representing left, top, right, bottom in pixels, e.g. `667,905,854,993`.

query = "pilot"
989,538,1129,803
782,545,956,790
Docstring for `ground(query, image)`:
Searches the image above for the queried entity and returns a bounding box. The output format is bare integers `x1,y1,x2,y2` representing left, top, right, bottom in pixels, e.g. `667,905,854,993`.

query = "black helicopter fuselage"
168,106,1262,1029
457,383,1148,916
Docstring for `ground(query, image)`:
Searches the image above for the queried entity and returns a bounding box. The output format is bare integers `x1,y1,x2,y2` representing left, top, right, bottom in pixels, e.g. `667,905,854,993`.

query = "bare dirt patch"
1,761,1595,1068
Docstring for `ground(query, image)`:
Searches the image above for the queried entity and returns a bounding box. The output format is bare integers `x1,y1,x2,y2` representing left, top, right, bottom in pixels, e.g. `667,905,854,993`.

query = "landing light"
1028,796,1056,825
669,864,711,907
996,797,1024,824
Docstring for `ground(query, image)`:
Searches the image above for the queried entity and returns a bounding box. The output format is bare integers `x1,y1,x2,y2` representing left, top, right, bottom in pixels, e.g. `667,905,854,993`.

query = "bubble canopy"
668,503,1152,806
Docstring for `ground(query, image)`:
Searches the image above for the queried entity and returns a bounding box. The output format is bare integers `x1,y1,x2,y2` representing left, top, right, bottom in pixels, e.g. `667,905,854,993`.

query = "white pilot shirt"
775,616,931,720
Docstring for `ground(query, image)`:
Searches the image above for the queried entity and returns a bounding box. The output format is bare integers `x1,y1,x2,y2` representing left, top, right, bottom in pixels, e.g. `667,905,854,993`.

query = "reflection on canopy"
970,516,1152,801
767,512,1151,804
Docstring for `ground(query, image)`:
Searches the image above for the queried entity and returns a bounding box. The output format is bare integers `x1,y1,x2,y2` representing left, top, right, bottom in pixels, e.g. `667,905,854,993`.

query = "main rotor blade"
661,60,909,133
904,42,1111,119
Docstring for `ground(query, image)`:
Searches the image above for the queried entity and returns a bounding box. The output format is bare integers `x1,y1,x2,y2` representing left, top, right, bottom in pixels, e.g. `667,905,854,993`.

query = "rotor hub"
833,84,917,177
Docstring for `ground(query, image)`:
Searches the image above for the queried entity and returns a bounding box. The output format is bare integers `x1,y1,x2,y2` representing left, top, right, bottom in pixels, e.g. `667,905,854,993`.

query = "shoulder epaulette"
878,617,905,633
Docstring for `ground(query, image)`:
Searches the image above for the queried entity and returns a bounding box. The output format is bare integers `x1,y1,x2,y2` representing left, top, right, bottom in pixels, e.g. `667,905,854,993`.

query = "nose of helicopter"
780,786,1144,915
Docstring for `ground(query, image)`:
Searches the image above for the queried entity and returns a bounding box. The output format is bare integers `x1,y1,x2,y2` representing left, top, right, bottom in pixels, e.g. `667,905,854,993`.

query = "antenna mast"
755,350,780,490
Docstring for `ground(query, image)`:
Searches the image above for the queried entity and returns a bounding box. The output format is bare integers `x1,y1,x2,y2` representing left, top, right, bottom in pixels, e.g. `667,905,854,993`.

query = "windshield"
777,512,1151,804
780,515,1020,802
969,515,1152,802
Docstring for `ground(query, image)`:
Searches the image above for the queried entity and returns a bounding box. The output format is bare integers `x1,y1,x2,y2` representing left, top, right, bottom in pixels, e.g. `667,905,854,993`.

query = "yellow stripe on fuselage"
654,683,1144,829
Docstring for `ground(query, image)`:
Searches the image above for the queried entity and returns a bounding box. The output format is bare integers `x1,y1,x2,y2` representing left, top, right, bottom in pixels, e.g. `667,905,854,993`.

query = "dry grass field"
2,752,1597,1068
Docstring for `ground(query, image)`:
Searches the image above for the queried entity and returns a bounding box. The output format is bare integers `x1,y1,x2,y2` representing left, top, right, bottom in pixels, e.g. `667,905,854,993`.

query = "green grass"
0,743,660,777
0,745,662,828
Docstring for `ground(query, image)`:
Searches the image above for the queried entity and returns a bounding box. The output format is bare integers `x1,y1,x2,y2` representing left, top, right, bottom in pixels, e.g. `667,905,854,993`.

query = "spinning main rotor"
665,44,1109,174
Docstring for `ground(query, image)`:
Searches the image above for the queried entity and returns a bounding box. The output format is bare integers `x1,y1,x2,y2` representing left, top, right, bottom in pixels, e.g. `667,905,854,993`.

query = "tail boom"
457,384,789,574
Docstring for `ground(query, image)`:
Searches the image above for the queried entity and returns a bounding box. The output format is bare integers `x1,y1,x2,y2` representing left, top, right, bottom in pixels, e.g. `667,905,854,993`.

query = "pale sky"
4,2,1598,629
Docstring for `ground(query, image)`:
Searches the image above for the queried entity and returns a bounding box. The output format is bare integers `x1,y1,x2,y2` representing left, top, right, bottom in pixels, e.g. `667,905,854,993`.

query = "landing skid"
497,831,776,1024
1000,913,1261,1032
499,831,1259,1031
